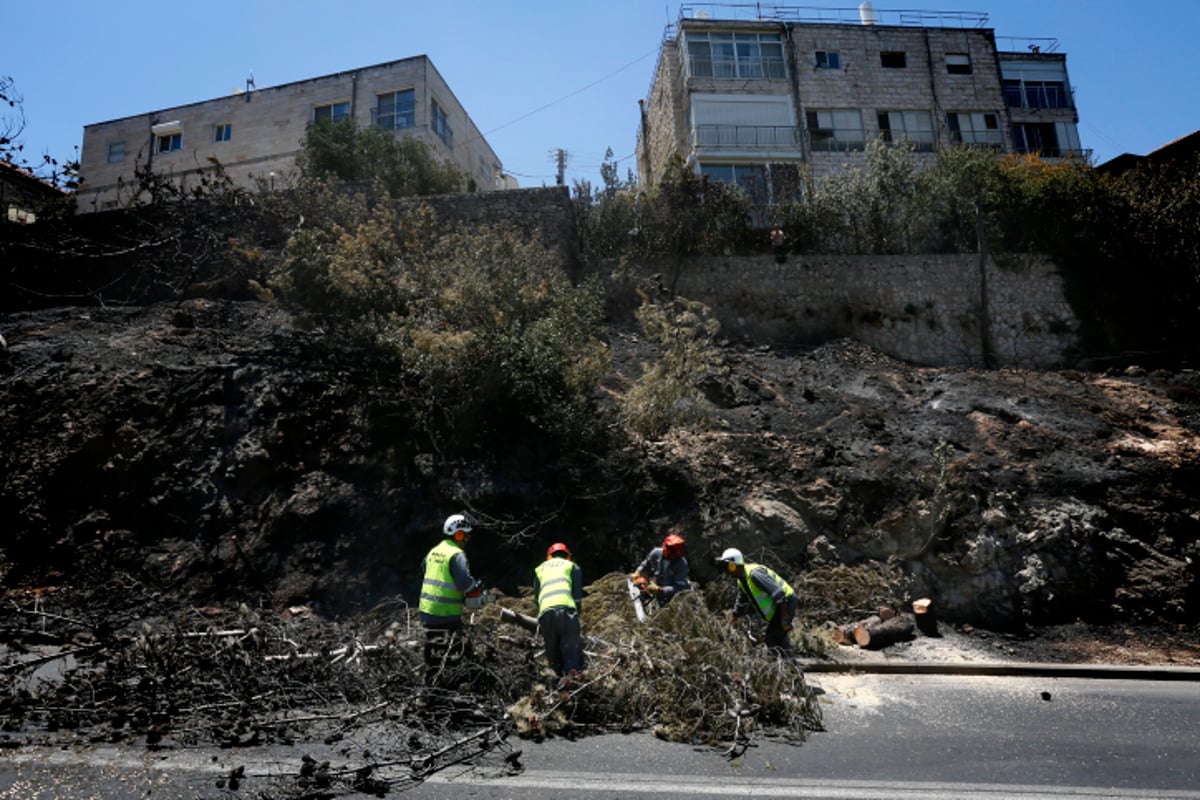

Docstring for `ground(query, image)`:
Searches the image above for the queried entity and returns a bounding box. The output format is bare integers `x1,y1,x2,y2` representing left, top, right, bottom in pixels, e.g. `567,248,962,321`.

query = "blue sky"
4,0,1198,189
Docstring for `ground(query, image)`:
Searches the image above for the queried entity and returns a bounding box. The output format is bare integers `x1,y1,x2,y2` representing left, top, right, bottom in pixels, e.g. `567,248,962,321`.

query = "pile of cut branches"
483,572,825,753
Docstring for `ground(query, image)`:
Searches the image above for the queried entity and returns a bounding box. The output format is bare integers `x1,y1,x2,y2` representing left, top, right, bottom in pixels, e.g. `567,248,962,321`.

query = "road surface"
3,672,1199,798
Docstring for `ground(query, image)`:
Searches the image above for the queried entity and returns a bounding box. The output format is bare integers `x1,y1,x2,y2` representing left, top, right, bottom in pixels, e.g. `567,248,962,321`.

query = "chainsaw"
626,577,647,622
626,576,659,622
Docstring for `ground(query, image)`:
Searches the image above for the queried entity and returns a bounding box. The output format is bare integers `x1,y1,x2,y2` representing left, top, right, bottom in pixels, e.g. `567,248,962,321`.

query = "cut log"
830,615,880,645
830,623,857,645
499,608,539,633
877,606,897,621
854,613,916,649
912,597,939,636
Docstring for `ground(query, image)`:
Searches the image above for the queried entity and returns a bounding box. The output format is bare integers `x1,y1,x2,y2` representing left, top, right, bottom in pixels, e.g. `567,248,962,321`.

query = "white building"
77,55,506,213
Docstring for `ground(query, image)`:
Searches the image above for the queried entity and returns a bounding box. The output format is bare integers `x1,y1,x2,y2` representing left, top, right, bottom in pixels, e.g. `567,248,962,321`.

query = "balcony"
688,55,787,80
692,124,798,150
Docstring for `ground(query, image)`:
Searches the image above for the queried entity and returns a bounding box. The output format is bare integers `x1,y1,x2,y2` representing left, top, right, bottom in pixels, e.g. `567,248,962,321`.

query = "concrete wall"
593,253,1078,368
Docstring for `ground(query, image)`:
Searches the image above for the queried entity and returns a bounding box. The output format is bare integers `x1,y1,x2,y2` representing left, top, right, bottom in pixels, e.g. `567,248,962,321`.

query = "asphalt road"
4,671,1200,799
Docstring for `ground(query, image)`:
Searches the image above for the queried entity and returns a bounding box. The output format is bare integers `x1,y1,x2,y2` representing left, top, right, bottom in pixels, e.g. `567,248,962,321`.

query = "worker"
631,532,691,606
419,512,491,681
534,542,584,679
716,547,798,654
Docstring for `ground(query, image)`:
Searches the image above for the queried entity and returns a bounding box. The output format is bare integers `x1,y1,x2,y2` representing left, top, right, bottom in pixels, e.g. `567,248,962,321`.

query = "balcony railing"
688,55,787,80
1003,84,1071,109
693,124,798,149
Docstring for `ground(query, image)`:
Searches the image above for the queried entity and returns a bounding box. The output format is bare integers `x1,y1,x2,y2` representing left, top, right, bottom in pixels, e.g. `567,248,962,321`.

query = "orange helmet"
547,542,571,560
662,533,685,559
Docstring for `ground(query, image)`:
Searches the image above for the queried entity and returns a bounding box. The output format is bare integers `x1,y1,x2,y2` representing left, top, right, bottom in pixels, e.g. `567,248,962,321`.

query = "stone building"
0,159,67,224
636,3,1083,198
76,55,507,213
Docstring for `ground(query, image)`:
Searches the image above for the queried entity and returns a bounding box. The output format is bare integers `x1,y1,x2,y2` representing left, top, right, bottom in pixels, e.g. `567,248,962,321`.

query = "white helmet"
718,547,744,566
443,513,474,537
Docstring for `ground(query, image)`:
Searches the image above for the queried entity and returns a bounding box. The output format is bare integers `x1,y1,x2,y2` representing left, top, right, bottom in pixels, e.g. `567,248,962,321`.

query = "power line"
482,49,656,138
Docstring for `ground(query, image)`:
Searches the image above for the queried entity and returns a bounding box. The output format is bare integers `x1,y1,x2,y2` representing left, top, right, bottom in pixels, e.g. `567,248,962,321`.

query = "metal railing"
1003,84,1072,109
693,124,798,149
677,4,989,28
688,55,788,80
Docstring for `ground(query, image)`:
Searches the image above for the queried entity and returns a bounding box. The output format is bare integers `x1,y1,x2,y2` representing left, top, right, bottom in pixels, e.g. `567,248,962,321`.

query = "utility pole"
552,148,568,185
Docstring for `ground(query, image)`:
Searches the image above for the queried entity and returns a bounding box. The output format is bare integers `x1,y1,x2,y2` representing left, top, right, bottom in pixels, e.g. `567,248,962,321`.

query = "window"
877,111,934,151
375,90,414,130
815,50,841,70
946,112,1003,147
945,53,972,75
806,109,865,151
880,51,907,69
156,133,182,153
1012,122,1062,156
7,207,36,225
686,32,786,79
691,94,796,149
432,98,452,146
1003,79,1069,109
107,141,126,164
214,123,232,142
700,163,770,204
313,101,350,122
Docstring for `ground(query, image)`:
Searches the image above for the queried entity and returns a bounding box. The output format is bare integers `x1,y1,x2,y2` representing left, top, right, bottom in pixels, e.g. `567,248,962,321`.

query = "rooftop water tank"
859,1,877,25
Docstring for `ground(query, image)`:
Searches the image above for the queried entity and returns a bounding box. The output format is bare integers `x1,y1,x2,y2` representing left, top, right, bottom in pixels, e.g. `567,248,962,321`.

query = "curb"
797,659,1200,681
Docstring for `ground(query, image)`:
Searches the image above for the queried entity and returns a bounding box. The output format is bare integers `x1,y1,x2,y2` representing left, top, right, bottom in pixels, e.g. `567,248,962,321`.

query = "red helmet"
662,533,685,559
547,542,571,560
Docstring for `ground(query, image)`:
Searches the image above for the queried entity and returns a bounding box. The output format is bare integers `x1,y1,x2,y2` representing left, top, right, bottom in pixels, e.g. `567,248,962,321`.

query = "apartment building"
636,3,1083,200
77,55,507,213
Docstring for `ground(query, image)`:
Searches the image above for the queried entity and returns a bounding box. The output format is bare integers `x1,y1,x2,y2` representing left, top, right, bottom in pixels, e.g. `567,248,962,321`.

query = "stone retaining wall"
590,253,1078,368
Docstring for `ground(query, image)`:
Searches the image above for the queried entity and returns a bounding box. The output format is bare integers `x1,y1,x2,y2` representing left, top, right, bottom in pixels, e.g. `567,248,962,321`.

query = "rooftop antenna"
245,70,255,102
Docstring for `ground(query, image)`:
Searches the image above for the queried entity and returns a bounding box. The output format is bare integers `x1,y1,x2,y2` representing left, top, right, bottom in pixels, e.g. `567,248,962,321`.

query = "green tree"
296,117,464,197
269,192,609,446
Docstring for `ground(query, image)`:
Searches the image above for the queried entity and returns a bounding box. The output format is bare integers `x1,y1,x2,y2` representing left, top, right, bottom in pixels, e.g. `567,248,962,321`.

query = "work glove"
647,582,661,595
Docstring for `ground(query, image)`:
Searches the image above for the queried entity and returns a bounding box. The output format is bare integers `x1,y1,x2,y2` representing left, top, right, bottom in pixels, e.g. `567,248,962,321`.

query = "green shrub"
622,293,725,438
269,191,609,445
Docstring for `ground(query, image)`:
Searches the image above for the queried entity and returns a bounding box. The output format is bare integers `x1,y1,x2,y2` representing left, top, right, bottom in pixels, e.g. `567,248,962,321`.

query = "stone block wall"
398,185,579,270
593,253,1078,368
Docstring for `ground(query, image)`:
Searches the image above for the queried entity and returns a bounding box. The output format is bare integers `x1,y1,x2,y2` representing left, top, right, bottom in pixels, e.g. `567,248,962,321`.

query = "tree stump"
853,613,916,649
912,597,939,636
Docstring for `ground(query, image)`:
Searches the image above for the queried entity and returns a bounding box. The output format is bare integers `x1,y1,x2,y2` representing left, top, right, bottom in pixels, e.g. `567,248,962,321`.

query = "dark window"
946,53,972,74
431,99,452,147
314,101,350,122
815,50,841,70
213,123,231,143
1013,122,1061,156
375,91,414,130
880,51,907,69
156,133,182,153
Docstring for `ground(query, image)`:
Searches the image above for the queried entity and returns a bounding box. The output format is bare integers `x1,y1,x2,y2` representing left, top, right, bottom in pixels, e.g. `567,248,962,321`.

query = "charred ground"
2,295,1198,637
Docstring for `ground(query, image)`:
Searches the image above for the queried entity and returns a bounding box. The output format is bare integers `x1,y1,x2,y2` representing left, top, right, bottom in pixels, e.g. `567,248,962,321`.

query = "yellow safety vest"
740,562,795,622
420,539,465,617
535,557,577,613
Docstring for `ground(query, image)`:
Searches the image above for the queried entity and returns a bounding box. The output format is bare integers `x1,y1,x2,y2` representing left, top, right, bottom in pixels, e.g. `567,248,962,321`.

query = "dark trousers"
538,606,583,676
764,596,799,654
